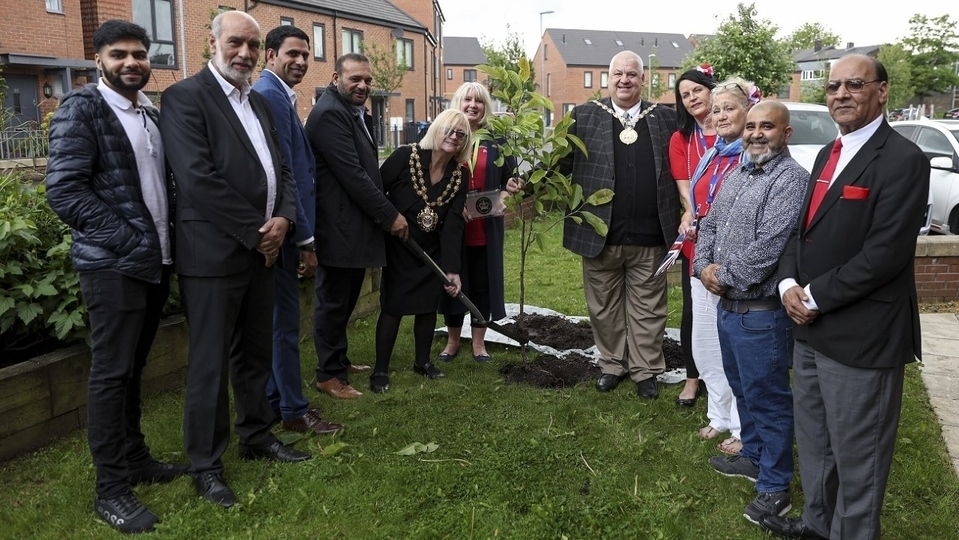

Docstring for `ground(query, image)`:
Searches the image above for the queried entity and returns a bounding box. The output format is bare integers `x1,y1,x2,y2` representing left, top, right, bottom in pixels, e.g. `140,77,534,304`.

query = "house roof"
546,28,695,68
794,44,882,63
263,0,427,33
443,36,487,66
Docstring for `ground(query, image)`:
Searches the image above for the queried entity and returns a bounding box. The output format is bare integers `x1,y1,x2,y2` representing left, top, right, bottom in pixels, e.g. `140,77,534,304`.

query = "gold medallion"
416,206,439,232
619,128,638,145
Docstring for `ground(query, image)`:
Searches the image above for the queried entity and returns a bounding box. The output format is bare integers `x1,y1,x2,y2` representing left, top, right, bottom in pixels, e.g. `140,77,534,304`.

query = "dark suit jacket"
305,83,398,268
252,70,316,244
159,66,297,277
778,120,928,368
558,98,679,257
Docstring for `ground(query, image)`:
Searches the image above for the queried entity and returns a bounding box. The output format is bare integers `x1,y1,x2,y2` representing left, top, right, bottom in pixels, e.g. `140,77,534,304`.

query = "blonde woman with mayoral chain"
687,77,761,455
370,109,472,393
437,82,524,364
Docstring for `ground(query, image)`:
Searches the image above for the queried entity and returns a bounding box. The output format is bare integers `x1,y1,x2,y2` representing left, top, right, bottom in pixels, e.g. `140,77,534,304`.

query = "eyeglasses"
444,127,467,140
824,79,881,95
714,82,747,97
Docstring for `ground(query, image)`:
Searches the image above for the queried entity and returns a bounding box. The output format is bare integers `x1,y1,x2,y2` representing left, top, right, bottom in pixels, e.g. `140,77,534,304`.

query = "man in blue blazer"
252,25,341,436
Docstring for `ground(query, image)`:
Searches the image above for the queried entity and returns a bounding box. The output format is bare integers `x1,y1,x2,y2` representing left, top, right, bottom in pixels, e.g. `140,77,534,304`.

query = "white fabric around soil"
435,303,685,384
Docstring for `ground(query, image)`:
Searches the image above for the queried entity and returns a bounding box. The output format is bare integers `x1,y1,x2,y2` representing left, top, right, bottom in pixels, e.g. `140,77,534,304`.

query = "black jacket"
46,84,169,283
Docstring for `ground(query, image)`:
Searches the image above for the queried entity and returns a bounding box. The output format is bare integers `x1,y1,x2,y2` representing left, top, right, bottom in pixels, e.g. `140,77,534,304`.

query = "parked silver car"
891,119,959,234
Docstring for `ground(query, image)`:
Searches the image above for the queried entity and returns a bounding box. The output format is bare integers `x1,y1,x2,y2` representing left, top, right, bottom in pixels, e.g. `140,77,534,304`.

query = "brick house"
441,36,487,105
533,29,696,126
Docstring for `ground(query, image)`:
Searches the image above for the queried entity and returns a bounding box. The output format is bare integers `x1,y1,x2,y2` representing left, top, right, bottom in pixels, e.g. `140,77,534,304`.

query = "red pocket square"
842,186,870,200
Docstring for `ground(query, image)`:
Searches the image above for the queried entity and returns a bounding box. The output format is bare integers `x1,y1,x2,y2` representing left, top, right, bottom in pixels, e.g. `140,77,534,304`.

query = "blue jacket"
252,70,316,244
46,85,168,283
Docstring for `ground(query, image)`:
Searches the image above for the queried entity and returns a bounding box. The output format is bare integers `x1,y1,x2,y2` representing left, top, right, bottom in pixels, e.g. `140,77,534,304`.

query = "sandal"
698,426,720,440
718,437,743,455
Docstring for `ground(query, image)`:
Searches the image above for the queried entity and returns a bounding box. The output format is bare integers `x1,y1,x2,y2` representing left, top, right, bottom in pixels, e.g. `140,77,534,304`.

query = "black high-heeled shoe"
370,372,391,393
413,361,446,379
676,380,704,407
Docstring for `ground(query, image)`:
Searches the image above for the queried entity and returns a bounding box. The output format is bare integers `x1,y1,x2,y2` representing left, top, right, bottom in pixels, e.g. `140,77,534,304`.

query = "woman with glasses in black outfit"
371,109,472,393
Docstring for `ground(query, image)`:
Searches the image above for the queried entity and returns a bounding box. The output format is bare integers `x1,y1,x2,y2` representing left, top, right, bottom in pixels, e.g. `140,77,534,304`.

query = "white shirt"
778,114,884,310
97,80,171,264
208,61,277,220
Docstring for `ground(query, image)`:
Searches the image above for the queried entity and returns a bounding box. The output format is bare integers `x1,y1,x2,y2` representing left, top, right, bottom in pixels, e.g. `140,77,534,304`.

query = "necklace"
409,143,463,232
686,124,709,178
591,100,658,145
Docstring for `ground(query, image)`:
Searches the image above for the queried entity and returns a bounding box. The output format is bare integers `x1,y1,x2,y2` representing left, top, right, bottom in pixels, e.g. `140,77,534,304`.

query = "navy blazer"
779,120,928,368
159,66,297,277
252,70,316,245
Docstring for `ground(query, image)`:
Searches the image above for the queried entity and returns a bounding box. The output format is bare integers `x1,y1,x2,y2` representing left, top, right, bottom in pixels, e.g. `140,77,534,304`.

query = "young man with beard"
252,26,342,435
47,19,185,533
693,101,807,527
159,10,308,510
304,53,407,399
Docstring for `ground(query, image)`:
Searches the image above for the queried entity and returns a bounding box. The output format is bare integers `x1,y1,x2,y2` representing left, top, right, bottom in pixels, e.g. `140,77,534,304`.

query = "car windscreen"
788,110,839,145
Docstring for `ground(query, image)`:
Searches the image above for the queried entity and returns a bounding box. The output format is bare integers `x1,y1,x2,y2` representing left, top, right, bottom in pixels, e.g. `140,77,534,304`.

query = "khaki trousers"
582,244,667,382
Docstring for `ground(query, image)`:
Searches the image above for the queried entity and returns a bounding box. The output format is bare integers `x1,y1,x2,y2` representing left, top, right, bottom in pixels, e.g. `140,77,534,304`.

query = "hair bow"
695,63,714,78
747,85,762,105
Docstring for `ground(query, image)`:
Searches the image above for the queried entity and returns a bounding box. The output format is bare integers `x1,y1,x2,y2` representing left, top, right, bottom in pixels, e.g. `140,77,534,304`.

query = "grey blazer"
558,98,679,258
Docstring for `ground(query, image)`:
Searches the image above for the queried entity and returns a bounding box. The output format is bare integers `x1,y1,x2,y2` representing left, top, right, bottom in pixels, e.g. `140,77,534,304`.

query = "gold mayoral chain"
591,100,658,145
409,143,463,232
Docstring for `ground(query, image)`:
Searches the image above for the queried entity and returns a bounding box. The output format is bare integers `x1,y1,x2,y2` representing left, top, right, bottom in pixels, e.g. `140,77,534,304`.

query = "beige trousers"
582,244,668,382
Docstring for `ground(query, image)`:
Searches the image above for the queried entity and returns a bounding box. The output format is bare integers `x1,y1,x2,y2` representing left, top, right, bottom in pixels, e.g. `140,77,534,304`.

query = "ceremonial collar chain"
409,143,462,232
591,100,658,145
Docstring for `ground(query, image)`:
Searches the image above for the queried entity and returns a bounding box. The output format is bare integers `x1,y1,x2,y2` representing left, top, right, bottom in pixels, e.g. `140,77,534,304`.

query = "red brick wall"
914,237,959,303
0,0,85,59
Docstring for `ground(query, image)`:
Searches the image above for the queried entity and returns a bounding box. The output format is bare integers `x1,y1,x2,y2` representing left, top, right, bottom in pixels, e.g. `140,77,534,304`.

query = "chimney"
814,40,822,52
847,42,854,49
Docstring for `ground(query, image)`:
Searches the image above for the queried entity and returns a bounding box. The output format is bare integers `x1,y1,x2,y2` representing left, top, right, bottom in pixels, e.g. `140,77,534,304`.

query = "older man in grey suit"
557,50,679,399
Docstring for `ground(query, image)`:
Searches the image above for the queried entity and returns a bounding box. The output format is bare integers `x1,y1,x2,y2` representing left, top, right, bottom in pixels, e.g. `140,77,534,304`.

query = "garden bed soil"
498,313,684,389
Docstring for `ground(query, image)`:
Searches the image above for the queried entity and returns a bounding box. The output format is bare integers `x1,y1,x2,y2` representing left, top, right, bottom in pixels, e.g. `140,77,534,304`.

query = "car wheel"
950,207,959,235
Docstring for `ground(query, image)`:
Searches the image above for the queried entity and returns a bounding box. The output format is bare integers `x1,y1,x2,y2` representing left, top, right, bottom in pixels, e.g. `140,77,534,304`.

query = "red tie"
805,139,843,227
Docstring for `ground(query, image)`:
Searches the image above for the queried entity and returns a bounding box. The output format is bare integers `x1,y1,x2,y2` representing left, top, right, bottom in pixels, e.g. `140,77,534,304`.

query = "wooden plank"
0,397,54,439
0,410,81,462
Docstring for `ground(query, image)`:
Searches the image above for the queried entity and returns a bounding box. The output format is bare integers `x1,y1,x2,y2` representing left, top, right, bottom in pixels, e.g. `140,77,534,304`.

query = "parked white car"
891,119,959,234
781,102,838,173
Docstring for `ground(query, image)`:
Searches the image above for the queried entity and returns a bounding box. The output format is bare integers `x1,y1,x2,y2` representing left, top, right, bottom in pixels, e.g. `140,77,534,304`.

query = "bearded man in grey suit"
159,10,310,510
557,50,679,399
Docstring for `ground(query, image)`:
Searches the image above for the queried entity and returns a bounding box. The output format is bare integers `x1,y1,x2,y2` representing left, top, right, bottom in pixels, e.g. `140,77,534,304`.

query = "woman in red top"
668,65,717,409
437,82,523,363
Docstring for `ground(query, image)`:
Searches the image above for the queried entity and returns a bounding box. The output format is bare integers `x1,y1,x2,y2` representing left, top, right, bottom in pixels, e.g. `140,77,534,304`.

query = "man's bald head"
743,101,793,166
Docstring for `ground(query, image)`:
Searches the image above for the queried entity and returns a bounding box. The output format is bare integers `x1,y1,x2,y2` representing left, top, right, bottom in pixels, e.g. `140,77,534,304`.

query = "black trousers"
313,264,366,383
443,245,490,328
80,267,170,498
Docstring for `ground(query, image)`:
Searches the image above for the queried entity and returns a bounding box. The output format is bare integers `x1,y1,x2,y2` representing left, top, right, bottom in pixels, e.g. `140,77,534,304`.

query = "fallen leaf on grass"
322,442,351,457
395,442,439,455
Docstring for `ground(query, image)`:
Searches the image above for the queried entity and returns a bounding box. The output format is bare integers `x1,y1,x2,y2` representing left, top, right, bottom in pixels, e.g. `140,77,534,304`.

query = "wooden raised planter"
0,268,381,462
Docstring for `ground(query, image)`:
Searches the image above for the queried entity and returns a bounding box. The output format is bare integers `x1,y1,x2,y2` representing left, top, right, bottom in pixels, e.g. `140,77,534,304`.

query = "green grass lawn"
1,214,957,539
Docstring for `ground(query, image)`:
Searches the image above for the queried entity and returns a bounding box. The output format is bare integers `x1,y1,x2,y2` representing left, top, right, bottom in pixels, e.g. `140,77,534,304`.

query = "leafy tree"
683,3,794,96
647,54,668,101
901,14,959,102
361,39,409,152
480,26,535,92
799,81,826,104
783,22,841,52
476,59,609,351
878,44,916,110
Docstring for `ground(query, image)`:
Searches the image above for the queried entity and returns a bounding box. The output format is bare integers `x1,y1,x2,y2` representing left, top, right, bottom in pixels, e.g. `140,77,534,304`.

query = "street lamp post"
539,10,554,94
647,53,656,101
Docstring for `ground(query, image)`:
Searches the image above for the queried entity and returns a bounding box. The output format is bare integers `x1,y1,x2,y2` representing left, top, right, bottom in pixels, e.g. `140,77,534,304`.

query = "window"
280,17,293,26
543,44,547,60
777,85,790,99
584,71,593,88
312,23,325,61
396,39,413,70
667,73,676,89
601,71,608,88
45,0,63,12
405,99,415,122
132,0,177,68
563,103,575,114
446,68,452,80
342,28,363,54
801,69,825,81
583,39,592,45
547,73,551,97
464,69,477,82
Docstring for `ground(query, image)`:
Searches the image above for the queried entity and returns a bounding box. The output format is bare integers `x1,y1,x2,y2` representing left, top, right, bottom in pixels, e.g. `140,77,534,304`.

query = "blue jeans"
717,305,794,493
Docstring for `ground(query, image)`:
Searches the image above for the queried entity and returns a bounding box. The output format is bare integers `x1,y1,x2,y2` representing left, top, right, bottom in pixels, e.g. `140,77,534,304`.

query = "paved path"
919,313,959,477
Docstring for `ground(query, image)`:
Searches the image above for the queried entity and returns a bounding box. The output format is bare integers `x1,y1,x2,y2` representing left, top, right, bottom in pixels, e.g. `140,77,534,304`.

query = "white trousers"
691,277,740,437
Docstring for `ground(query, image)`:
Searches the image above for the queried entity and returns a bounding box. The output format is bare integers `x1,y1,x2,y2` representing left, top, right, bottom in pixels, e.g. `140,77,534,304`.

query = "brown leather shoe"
282,409,342,435
348,364,371,373
316,378,363,399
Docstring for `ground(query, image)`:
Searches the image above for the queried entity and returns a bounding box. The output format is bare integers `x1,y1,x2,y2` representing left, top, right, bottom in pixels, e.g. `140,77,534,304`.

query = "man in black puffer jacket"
46,19,185,534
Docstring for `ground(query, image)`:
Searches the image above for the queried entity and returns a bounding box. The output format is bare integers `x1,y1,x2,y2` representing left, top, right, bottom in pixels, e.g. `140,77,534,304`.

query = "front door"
2,75,40,126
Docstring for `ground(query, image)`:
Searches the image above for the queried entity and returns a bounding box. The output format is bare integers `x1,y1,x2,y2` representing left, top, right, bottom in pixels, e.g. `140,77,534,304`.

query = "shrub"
0,173,86,363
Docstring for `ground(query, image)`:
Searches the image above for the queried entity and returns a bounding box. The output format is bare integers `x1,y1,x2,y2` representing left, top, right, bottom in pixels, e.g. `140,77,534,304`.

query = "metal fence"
0,124,48,160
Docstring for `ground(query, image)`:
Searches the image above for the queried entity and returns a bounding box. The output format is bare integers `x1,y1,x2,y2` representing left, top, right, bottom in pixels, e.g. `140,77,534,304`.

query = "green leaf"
585,188,615,206
395,442,439,456
17,302,42,325
581,211,609,238
322,442,352,457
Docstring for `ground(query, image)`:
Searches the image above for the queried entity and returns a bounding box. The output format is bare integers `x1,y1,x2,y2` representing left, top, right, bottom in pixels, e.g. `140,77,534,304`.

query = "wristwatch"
298,241,316,252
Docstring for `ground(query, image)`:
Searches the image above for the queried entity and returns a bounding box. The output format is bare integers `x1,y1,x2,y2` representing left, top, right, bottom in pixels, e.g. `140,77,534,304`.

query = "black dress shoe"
437,349,459,362
413,361,446,379
370,372,391,393
238,441,311,463
129,459,188,486
596,373,626,392
636,378,659,399
192,472,236,508
760,515,827,539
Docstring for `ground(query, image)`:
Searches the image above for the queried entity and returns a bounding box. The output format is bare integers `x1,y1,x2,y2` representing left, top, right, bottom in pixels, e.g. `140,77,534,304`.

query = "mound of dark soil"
499,313,594,350
499,352,600,389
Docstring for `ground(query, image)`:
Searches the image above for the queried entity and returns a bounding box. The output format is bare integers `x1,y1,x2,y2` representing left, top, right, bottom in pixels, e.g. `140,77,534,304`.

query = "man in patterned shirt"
692,101,807,528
